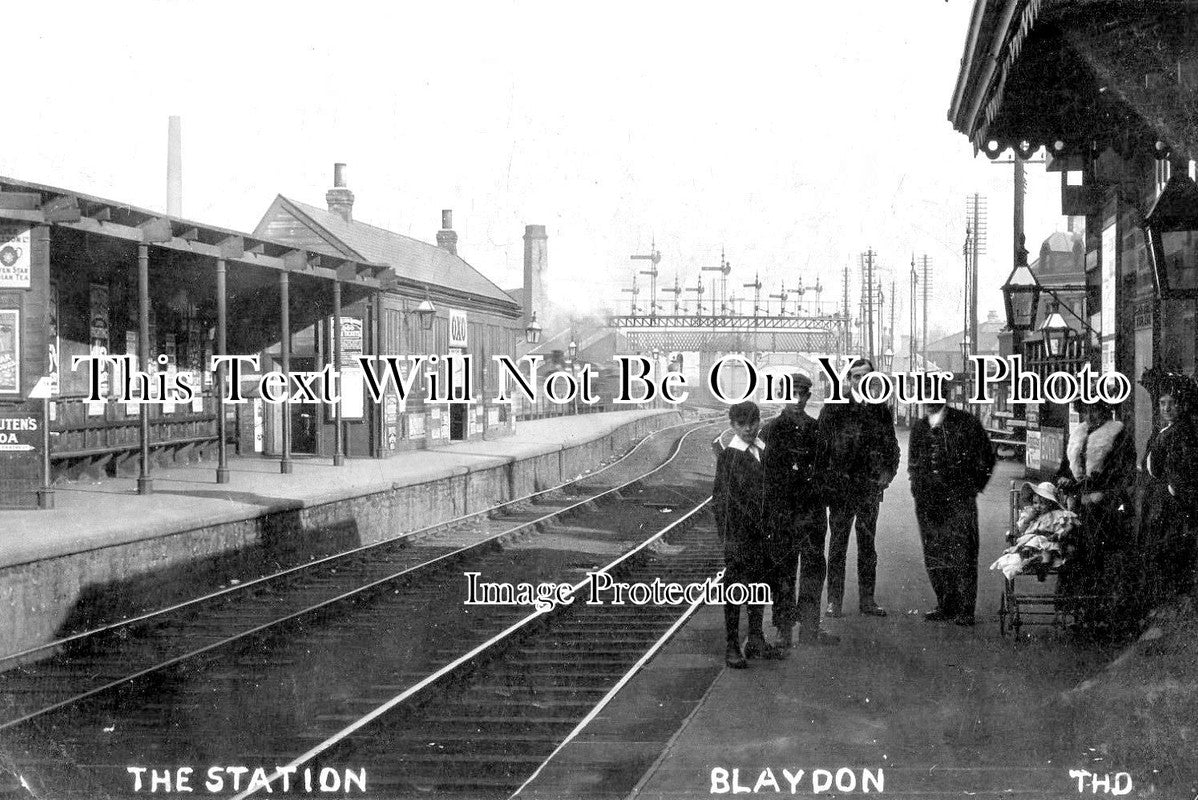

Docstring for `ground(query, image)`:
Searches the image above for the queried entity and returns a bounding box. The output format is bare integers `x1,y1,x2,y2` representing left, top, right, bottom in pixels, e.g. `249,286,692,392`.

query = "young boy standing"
712,400,785,668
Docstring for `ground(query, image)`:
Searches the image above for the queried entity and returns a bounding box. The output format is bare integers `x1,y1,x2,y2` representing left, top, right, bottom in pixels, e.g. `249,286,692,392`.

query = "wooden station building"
254,164,524,449
950,0,1198,472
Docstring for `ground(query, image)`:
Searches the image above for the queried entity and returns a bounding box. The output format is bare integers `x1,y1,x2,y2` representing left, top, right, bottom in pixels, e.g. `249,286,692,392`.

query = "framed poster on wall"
0,309,19,393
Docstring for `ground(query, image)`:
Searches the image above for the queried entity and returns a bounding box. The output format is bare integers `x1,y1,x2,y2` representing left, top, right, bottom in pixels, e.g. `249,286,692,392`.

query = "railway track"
0,413,717,732
2,413,727,799
243,507,723,800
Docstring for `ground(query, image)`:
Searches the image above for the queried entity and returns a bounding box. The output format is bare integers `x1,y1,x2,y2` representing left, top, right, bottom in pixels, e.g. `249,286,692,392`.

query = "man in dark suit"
819,358,900,618
908,400,996,625
761,372,839,647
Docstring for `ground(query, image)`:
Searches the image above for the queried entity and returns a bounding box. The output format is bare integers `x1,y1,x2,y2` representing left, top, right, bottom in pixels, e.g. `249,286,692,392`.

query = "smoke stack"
436,210,458,255
167,116,182,217
523,224,548,326
326,162,354,222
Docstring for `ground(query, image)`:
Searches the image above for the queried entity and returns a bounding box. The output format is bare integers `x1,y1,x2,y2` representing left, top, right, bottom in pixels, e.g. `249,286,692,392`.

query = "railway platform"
518,443,1165,800
0,407,682,662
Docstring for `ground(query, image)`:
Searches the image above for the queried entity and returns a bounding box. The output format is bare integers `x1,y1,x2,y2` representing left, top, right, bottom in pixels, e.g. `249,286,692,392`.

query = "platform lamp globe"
415,292,436,331
525,312,542,344
881,347,894,372
1001,263,1041,332
1038,304,1071,359
1143,171,1198,300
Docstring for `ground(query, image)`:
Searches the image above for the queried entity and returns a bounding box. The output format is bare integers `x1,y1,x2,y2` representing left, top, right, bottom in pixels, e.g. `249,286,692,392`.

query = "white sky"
3,0,1072,342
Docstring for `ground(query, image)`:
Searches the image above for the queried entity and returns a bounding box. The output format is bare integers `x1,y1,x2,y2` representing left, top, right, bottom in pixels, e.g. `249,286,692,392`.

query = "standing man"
820,358,900,618
761,372,839,646
908,400,995,625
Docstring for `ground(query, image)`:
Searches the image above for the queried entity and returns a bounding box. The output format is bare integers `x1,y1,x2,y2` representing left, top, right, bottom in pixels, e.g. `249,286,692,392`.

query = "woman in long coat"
1138,379,1198,603
1055,398,1138,627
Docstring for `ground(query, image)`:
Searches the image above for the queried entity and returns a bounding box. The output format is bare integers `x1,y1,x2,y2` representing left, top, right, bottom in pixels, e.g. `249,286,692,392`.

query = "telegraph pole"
965,194,987,366
842,262,851,357
909,255,918,369
889,276,896,356
862,249,877,364
921,255,932,369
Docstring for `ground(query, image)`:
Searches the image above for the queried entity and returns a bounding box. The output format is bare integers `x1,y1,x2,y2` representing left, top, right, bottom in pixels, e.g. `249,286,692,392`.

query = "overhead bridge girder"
609,313,846,331
621,330,838,353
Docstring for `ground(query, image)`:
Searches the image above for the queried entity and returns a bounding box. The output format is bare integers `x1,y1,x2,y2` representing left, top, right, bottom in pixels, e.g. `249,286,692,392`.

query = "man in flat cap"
761,372,839,646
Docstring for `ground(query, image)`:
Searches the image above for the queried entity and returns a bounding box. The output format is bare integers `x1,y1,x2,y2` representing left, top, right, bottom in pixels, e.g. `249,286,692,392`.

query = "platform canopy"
949,0,1198,163
0,175,396,354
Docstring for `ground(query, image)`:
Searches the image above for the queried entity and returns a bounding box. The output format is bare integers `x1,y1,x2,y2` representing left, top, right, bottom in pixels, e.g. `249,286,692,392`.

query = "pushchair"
993,480,1106,636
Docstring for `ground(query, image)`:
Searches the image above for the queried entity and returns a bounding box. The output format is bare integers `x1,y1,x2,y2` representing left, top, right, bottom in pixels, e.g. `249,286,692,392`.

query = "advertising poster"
47,282,59,395
0,225,31,289
0,309,18,394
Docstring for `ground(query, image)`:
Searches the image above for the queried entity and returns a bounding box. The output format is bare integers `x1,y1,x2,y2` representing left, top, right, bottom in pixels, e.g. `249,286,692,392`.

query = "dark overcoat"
907,406,996,513
818,398,900,500
712,441,767,568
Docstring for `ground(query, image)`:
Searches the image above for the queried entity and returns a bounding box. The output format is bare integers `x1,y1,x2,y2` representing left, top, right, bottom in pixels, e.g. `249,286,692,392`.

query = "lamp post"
881,347,894,372
568,336,578,416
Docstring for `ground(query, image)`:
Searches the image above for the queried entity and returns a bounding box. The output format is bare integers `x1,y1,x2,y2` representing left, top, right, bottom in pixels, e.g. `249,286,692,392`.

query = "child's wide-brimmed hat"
1020,480,1061,507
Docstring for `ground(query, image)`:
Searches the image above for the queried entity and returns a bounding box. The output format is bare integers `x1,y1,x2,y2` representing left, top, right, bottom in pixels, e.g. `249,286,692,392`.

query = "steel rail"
0,412,715,671
232,493,716,800
0,415,722,733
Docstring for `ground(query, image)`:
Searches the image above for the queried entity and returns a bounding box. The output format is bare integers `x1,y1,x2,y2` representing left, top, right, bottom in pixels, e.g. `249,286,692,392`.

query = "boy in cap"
712,400,785,667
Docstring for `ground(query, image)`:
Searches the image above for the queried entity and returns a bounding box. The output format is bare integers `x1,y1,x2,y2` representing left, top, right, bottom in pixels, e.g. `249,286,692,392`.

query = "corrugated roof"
265,197,517,307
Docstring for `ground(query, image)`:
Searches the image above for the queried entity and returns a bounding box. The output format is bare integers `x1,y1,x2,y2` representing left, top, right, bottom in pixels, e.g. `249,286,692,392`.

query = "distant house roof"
256,196,518,309
925,319,1005,355
1042,231,1081,254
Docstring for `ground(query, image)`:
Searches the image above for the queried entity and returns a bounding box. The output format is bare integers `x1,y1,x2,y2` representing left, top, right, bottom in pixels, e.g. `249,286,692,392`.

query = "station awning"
0,176,395,290
948,0,1198,162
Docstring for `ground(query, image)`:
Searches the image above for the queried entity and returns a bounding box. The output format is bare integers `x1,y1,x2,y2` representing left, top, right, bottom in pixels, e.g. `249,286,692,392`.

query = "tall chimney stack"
167,116,182,217
326,162,354,222
436,210,458,255
523,224,548,327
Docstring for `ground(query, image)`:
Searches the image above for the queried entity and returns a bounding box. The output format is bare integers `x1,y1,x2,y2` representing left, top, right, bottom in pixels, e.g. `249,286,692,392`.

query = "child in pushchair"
990,481,1081,581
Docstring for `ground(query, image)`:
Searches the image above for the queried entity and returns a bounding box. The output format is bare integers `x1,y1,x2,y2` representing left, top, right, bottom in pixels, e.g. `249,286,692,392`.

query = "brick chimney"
326,163,354,222
523,224,548,327
436,210,458,255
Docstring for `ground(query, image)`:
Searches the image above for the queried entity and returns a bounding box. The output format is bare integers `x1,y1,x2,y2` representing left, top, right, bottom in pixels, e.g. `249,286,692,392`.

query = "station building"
255,165,525,450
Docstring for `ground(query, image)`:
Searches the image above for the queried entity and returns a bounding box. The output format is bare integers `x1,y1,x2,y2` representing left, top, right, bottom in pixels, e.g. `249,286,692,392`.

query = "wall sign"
449,309,468,348
331,316,364,368
47,283,59,396
0,310,18,394
0,225,31,288
1039,427,1064,474
0,403,43,508
1101,222,1117,374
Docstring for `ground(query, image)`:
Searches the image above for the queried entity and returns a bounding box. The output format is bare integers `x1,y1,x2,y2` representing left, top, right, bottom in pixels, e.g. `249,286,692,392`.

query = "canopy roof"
949,0,1198,161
